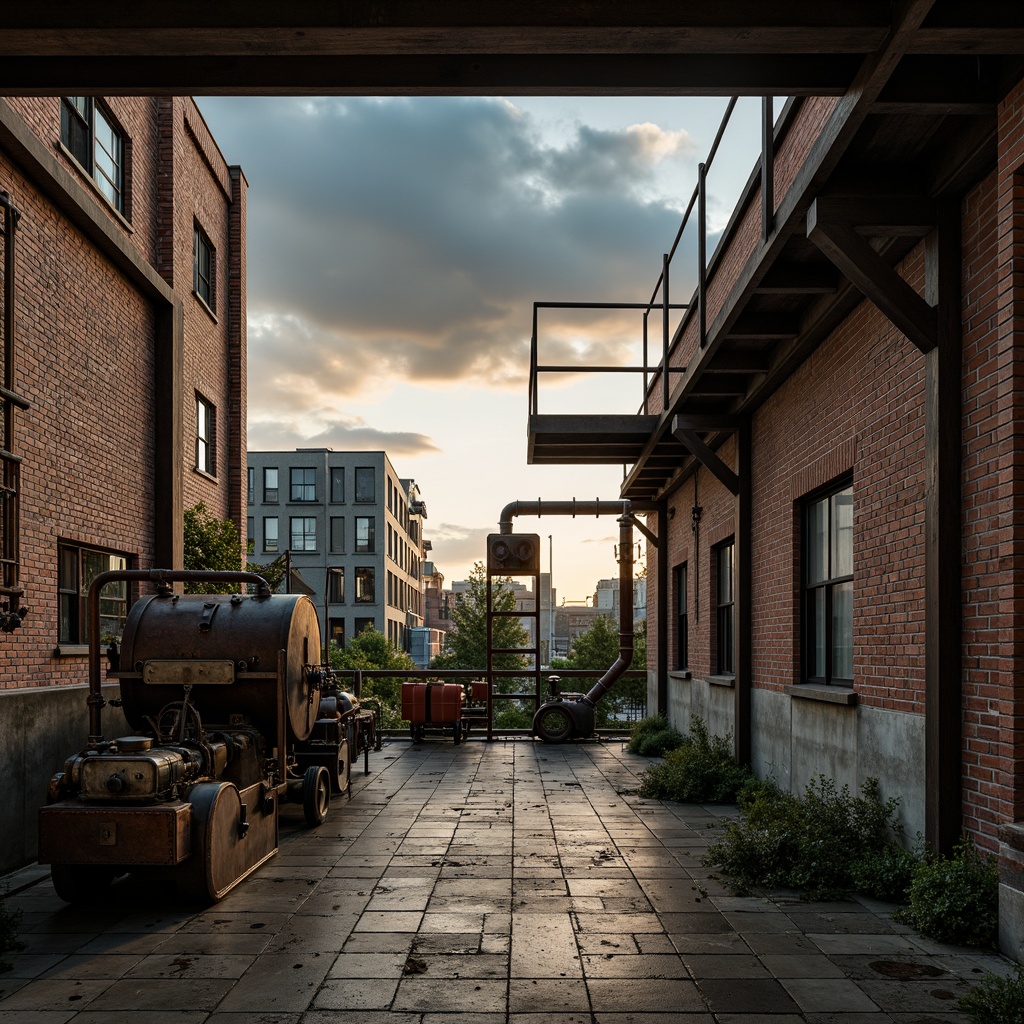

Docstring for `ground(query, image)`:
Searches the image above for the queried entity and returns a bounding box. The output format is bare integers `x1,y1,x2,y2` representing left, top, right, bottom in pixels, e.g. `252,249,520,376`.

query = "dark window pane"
330,467,344,503
832,580,853,680
832,487,853,579
355,467,374,502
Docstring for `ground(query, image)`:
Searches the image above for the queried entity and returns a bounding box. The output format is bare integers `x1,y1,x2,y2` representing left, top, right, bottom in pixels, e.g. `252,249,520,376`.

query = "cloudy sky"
197,95,765,600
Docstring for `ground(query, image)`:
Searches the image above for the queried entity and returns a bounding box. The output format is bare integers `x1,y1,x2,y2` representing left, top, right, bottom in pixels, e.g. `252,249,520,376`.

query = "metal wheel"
303,765,330,827
330,738,352,794
535,704,574,744
50,864,116,903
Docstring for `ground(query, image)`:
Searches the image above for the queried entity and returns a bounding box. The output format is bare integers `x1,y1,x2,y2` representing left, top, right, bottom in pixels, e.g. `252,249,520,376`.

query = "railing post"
698,162,707,349
642,311,649,414
530,303,539,416
761,96,774,243
662,254,670,410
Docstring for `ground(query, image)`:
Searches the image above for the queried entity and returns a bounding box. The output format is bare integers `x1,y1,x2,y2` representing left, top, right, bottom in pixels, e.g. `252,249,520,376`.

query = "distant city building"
246,449,427,652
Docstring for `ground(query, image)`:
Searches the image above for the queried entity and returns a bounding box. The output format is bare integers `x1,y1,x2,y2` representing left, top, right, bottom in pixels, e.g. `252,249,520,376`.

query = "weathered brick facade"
0,96,245,870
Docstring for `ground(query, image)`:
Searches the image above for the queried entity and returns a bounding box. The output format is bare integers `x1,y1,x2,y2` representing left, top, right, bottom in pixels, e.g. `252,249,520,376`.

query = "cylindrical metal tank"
116,592,321,743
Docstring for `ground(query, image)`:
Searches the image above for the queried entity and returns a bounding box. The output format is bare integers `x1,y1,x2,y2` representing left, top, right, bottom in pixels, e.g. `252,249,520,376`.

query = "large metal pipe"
498,499,630,535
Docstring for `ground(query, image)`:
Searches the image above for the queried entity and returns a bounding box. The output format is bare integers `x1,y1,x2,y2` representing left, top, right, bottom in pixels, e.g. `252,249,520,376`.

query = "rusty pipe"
86,569,271,745
498,499,630,535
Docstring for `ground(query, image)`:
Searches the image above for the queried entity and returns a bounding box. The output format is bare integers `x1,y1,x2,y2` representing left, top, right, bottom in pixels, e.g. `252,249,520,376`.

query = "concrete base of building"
999,823,1024,962
0,683,129,876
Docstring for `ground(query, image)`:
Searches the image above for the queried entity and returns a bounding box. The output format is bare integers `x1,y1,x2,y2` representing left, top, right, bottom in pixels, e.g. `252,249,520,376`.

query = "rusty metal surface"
38,801,191,866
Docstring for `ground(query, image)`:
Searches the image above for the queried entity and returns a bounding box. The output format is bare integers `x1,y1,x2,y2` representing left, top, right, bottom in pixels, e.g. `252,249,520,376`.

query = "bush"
897,838,999,947
706,775,907,901
958,966,1024,1024
638,718,753,803
628,715,684,757
0,903,23,973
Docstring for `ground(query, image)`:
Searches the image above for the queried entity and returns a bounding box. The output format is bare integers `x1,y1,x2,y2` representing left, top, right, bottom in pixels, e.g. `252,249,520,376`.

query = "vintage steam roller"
38,569,346,903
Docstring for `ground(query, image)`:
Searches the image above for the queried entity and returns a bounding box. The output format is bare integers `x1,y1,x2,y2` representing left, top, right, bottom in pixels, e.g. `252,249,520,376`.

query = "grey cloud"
424,523,494,569
247,415,440,456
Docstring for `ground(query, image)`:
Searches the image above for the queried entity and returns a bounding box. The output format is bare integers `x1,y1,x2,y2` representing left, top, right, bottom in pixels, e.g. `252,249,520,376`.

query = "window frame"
330,467,345,503
263,467,279,504
327,567,345,604
263,516,279,553
354,566,376,603
195,394,215,476
193,222,215,312
355,515,375,554
802,480,854,686
355,467,375,503
289,466,317,503
329,516,345,554
715,540,735,676
289,516,317,552
247,466,254,505
60,97,126,215
58,542,130,645
674,562,689,671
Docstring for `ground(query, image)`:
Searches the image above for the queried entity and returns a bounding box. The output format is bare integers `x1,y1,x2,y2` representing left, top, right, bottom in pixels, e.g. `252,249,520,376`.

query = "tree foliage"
430,562,529,673
329,625,415,729
182,502,286,593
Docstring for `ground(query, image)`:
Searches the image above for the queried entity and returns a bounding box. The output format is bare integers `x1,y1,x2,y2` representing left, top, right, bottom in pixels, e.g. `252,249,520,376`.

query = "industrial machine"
38,569,373,904
401,679,488,744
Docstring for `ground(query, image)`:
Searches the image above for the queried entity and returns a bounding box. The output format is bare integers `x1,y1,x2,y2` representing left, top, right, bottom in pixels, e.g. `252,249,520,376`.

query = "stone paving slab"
0,738,1016,1021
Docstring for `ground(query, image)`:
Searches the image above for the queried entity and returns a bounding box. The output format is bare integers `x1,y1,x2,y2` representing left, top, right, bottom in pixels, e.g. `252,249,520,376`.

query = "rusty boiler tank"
38,570,333,903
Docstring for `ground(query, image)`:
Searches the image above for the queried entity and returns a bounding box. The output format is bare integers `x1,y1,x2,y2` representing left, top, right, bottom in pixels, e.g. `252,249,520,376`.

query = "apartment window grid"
804,482,854,685
193,223,215,310
195,394,215,475
263,517,279,553
290,516,317,552
58,544,129,644
263,467,279,503
715,541,735,675
61,97,126,214
330,467,344,503
675,562,689,670
289,467,316,503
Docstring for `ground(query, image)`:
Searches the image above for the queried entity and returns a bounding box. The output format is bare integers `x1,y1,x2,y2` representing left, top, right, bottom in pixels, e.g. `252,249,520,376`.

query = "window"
354,616,375,637
193,223,215,311
195,394,215,475
327,567,345,604
715,541,734,675
290,466,316,503
355,516,375,554
355,467,375,502
329,618,345,648
290,516,317,552
804,483,854,684
58,544,129,644
246,516,253,544
263,517,279,553
247,466,254,505
675,563,689,670
355,567,375,603
264,467,279,503
330,516,345,554
61,97,126,213
330,467,345,503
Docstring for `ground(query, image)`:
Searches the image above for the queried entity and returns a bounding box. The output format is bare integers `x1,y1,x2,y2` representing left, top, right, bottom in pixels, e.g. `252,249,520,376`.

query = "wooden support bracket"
672,417,739,495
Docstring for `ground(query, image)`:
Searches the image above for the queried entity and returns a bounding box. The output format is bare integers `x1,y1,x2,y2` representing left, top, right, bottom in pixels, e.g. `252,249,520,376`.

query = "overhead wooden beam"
753,262,839,294
725,312,801,338
672,419,739,495
811,195,937,236
707,351,774,373
807,199,938,353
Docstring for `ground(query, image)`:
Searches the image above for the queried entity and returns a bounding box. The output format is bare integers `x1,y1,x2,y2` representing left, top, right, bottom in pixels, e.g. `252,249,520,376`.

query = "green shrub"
849,839,921,902
897,838,999,947
0,903,23,974
706,775,906,901
958,966,1024,1024
638,718,753,803
628,715,684,757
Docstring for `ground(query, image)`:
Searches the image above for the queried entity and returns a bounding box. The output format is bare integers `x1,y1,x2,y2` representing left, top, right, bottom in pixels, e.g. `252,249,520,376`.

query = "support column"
924,199,962,855
657,500,669,717
154,299,184,570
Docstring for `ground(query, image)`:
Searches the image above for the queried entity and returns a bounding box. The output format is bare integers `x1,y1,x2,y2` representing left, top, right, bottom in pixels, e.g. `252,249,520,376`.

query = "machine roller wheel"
50,864,117,903
453,721,463,746
303,765,330,827
535,704,574,744
330,738,352,795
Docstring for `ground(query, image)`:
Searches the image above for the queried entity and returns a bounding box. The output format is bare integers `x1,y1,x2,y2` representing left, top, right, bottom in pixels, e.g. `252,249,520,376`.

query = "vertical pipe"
662,254,670,411
698,163,707,349
761,96,775,244
1,194,18,593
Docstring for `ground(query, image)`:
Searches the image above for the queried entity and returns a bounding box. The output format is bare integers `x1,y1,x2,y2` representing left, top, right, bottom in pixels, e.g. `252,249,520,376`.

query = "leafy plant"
628,714,684,757
706,775,907,900
330,628,416,729
958,966,1024,1024
896,838,999,947
638,718,752,802
183,502,286,593
0,903,23,974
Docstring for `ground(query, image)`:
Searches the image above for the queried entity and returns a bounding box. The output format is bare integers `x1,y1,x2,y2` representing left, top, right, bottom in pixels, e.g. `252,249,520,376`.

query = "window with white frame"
195,394,215,475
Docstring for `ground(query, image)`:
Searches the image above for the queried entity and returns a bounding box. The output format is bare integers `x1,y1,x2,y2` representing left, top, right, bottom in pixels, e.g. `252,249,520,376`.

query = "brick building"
0,97,245,872
529,67,1024,962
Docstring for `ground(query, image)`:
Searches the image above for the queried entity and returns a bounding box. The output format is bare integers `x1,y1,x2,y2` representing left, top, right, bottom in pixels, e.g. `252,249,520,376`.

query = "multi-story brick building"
0,97,245,872
246,449,427,653
529,73,1024,960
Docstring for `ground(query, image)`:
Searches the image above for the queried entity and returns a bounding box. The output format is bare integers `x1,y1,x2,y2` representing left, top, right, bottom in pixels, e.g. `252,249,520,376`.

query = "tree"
329,625,415,728
561,614,647,722
182,502,286,593
430,562,529,673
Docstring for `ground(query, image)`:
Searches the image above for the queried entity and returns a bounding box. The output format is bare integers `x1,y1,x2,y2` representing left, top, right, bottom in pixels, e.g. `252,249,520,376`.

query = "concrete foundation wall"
0,685,129,875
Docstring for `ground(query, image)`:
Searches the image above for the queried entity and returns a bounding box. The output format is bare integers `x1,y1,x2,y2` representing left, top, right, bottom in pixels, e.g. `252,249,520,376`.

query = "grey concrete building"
246,449,427,653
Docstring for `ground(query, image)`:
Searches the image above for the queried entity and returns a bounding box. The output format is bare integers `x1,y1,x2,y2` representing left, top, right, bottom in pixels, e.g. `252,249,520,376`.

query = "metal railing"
528,96,779,422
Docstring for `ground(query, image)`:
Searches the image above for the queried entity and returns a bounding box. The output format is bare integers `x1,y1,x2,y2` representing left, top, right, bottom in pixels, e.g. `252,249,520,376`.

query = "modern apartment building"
0,96,246,872
246,450,427,652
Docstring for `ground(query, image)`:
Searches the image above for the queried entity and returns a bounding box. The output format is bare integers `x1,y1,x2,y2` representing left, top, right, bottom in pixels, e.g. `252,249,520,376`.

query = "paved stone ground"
0,738,1016,1023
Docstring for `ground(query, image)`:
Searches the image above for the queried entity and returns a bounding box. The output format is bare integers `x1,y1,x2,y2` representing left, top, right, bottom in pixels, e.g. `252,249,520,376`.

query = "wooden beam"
673,414,740,431
807,199,938,353
811,195,937,236
725,312,801,338
707,351,774,373
753,262,839,293
672,422,739,495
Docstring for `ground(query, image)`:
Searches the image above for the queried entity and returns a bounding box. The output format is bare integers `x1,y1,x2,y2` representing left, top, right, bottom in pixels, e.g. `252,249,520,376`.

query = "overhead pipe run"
495,499,639,743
